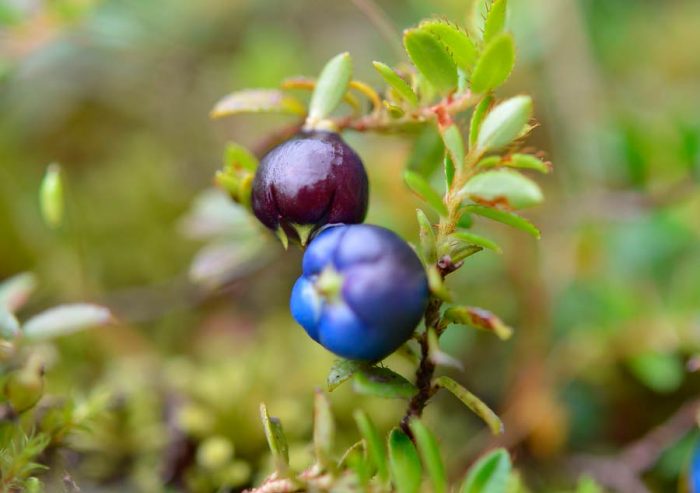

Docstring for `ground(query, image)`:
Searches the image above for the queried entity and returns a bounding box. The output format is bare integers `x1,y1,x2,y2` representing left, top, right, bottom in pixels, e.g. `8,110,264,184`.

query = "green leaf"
440,123,465,171
328,359,369,391
427,265,452,302
313,390,335,467
469,96,494,150
444,155,455,188
354,410,389,482
40,163,64,229
427,327,463,370
460,448,512,493
408,126,444,178
451,231,502,254
22,304,113,340
409,419,447,493
416,209,437,264
210,89,306,118
627,351,684,393
373,61,418,107
404,170,448,216
224,142,258,172
476,96,533,153
483,0,508,44
404,28,458,95
465,205,540,238
461,170,543,210
259,403,290,473
353,367,417,399
434,376,503,435
388,428,422,493
477,153,551,174
0,307,20,339
470,33,515,94
466,0,490,41
345,445,371,487
420,20,478,72
307,52,353,124
0,272,36,313
444,306,513,340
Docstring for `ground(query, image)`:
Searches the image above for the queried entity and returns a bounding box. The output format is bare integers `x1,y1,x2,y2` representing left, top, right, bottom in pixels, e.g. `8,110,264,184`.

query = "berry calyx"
290,224,429,361
251,131,369,245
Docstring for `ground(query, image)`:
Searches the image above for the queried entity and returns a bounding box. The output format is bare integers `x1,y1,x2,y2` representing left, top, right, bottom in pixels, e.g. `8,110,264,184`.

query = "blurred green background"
1,0,700,491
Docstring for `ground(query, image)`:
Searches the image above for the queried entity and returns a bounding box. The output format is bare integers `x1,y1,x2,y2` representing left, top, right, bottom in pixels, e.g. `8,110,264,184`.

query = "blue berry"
290,224,429,361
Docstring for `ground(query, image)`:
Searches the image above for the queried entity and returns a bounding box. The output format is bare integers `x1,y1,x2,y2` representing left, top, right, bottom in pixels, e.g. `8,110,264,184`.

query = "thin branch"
350,0,404,59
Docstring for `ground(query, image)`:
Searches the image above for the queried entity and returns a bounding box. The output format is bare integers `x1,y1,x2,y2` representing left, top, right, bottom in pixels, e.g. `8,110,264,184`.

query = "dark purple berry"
251,131,369,244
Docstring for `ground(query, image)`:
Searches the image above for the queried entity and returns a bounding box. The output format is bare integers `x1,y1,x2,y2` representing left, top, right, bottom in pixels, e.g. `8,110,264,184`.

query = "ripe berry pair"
251,131,429,362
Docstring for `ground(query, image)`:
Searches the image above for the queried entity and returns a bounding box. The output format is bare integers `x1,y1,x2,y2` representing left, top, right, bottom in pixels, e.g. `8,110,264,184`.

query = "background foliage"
1,0,700,491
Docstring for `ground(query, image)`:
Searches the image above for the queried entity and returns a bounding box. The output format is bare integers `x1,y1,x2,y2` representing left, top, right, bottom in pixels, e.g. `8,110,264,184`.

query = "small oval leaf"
328,359,369,391
461,170,543,210
444,306,513,340
373,61,418,107
434,376,504,435
477,153,551,174
483,0,508,44
420,20,478,72
451,231,502,254
404,170,448,216
314,390,335,466
404,28,458,95
417,209,437,264
307,52,353,124
353,367,417,400
211,89,306,118
465,205,540,238
0,307,20,339
260,403,290,473
23,304,113,340
40,163,64,229
470,33,515,94
388,428,422,493
469,96,494,150
476,96,533,153
460,448,512,493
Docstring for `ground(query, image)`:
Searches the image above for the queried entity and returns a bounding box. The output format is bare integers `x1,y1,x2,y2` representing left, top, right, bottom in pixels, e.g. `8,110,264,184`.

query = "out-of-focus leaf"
440,123,465,171
477,153,551,173
328,359,369,391
470,96,494,150
40,163,64,229
466,0,490,40
0,272,37,313
224,142,258,172
4,362,44,414
388,428,422,493
417,209,437,264
575,476,604,493
420,20,478,72
483,0,508,44
444,306,513,340
444,155,455,188
451,231,502,254
314,390,335,467
465,205,540,238
627,351,684,393
476,96,533,153
460,448,512,493
434,376,503,435
259,403,289,473
427,327,464,370
354,410,389,482
409,419,447,493
461,170,543,210
188,239,271,288
404,28,458,95
353,367,417,400
408,126,444,178
210,89,306,118
427,265,452,302
307,52,353,124
346,445,371,488
23,304,113,340
470,33,515,94
0,307,20,339
373,61,418,107
404,170,448,216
